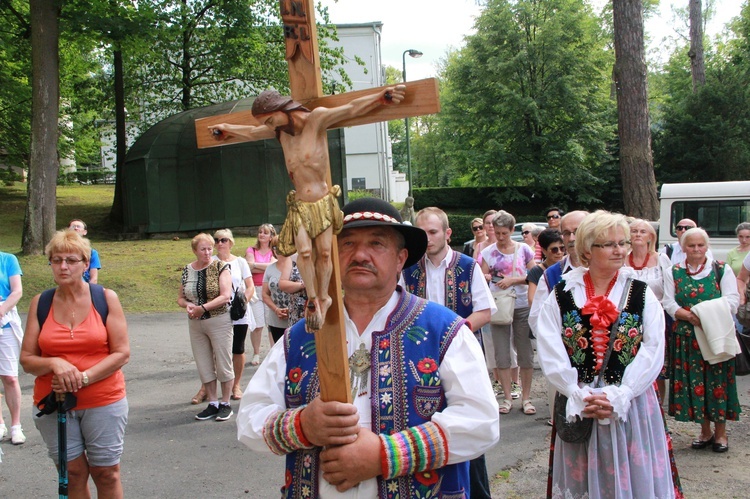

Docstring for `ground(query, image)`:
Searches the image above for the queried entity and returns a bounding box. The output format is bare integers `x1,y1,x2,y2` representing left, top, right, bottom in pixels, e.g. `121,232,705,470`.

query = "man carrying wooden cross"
209,85,406,331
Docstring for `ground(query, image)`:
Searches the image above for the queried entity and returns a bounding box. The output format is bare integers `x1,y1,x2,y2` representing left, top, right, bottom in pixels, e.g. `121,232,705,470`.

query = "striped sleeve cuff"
262,407,314,455
379,421,449,479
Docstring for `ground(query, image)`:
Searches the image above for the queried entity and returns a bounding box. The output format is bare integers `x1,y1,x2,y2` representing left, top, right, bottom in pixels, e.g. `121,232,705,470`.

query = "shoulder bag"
230,284,248,321
554,278,632,443
490,243,519,326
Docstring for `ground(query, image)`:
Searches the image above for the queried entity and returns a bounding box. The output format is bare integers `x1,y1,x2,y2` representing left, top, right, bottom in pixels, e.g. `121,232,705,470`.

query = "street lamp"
402,49,423,197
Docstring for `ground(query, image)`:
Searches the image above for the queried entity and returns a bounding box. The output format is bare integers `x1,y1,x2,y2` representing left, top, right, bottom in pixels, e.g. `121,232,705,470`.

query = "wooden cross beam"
195,0,440,403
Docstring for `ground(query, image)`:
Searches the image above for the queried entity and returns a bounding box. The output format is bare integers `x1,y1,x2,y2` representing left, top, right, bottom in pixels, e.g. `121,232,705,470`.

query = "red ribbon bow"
581,295,619,330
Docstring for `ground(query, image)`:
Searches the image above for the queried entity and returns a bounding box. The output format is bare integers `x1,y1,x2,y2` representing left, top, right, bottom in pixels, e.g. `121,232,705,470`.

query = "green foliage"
435,0,617,198
0,0,31,169
346,189,374,201
652,3,750,183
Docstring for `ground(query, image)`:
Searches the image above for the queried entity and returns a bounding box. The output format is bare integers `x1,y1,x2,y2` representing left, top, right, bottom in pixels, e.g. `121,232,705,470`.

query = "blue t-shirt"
1,252,22,328
84,248,101,283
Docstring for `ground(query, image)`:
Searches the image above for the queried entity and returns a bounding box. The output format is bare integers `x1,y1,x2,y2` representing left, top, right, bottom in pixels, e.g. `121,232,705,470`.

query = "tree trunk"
23,0,60,255
109,48,127,226
689,0,706,92
612,0,659,220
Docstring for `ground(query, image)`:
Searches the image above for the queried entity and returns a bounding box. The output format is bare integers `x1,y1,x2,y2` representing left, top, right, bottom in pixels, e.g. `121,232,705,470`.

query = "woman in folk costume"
537,211,676,499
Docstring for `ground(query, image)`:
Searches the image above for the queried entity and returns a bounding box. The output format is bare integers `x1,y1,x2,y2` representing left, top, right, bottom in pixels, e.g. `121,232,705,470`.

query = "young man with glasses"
660,218,713,264
544,207,564,229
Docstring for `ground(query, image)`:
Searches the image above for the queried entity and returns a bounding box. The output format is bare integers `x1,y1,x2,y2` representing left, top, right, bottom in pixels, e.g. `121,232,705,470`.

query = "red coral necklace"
584,271,619,299
628,252,648,271
685,258,707,276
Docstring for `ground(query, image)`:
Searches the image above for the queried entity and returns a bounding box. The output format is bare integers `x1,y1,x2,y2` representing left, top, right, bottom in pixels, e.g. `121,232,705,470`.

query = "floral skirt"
667,325,741,423
549,386,674,499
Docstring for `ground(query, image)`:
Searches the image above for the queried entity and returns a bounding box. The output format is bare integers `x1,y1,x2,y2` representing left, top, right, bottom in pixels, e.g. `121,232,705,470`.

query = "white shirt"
536,267,665,421
236,290,500,498
662,256,739,318
622,253,672,302
411,247,496,316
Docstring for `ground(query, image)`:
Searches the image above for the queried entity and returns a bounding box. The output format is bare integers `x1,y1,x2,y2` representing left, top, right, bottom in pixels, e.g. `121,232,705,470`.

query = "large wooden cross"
195,0,440,403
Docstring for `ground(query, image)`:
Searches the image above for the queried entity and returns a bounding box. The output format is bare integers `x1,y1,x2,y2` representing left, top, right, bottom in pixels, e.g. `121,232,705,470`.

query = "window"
671,200,750,237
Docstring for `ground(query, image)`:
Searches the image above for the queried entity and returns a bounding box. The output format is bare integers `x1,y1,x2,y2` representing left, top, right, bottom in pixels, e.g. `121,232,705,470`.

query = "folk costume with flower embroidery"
237,289,499,499
402,249,478,319
537,267,674,499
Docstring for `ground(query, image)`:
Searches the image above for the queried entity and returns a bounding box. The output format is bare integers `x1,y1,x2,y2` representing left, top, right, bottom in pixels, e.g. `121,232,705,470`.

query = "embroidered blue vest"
402,252,476,319
280,290,470,499
553,279,647,386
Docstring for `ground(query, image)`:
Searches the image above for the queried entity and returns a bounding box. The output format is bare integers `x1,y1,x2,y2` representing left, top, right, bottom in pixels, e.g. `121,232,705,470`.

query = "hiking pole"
57,392,68,499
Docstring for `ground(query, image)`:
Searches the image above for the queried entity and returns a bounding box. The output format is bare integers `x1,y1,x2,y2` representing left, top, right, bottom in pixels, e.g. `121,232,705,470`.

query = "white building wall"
329,23,407,202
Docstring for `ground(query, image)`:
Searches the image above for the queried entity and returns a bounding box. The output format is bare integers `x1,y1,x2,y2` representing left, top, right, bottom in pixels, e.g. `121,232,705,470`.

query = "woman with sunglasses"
462,217,487,258
178,233,234,422
205,230,256,402
526,229,564,310
545,207,563,229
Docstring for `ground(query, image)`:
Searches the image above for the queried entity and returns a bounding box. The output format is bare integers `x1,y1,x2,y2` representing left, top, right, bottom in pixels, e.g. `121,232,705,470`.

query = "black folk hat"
341,197,427,268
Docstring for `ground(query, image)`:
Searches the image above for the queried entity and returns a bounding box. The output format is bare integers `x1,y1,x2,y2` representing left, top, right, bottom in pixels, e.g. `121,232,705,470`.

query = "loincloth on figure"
277,185,343,257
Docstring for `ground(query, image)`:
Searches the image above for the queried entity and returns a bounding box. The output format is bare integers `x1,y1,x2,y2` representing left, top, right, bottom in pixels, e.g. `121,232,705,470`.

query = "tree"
689,0,706,91
438,0,615,203
612,0,658,219
23,0,60,254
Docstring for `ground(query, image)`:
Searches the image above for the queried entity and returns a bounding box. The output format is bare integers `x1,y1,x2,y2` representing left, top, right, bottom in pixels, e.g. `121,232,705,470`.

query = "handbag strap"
510,242,519,277
593,277,633,388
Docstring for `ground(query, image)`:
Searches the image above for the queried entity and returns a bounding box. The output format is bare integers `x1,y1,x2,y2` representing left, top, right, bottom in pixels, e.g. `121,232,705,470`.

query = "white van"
658,181,750,261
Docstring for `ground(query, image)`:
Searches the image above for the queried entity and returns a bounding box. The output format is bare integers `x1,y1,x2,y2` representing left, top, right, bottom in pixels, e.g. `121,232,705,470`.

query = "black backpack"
37,283,109,327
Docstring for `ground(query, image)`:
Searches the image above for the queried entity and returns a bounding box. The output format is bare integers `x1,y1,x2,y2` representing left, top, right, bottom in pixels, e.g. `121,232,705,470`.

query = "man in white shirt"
401,206,496,499
237,198,499,498
660,218,713,264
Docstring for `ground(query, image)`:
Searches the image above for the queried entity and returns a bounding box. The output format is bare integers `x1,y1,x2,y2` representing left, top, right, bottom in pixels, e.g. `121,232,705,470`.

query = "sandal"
191,387,207,405
230,385,244,401
498,399,512,414
522,400,536,415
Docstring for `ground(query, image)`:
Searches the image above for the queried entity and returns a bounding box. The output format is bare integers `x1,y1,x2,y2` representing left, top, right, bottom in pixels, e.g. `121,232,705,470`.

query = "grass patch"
1,183,256,313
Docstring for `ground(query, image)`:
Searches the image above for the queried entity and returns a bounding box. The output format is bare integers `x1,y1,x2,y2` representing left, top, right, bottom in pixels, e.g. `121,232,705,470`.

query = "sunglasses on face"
472,226,483,232
547,246,564,254
214,238,230,244
546,214,560,220
522,230,530,236
675,225,695,231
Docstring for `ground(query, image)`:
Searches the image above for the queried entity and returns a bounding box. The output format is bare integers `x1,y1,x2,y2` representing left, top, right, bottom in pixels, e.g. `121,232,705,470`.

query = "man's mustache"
346,262,377,273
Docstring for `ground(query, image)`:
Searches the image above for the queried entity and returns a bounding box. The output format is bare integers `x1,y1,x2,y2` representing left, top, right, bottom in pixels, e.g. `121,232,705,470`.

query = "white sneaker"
0,423,7,440
10,425,26,445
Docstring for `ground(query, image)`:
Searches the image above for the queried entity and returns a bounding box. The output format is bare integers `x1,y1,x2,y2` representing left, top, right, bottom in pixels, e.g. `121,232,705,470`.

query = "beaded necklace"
584,271,619,299
685,257,707,276
627,252,648,271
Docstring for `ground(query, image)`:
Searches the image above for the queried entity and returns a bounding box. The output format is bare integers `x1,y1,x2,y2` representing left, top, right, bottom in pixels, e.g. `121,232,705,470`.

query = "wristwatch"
82,371,89,387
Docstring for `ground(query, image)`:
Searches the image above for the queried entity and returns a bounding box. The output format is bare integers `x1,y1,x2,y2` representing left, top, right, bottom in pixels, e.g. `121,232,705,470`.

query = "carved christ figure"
209,85,406,330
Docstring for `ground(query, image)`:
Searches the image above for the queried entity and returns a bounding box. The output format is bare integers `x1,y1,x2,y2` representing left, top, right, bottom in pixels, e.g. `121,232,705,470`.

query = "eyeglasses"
675,225,695,231
546,214,560,220
548,246,564,254
591,240,631,249
472,226,483,232
521,230,530,236
50,257,84,266
214,238,230,244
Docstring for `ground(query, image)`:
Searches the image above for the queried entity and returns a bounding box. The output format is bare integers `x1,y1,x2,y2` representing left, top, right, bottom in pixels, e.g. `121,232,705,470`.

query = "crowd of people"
2,203,749,498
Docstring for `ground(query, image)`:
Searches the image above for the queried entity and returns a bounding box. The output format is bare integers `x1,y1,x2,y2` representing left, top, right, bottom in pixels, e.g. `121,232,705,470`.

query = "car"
510,222,548,242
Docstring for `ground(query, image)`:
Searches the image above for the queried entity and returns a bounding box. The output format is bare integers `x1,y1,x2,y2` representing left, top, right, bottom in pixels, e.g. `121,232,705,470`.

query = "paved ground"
0,313,553,498
2,313,747,497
